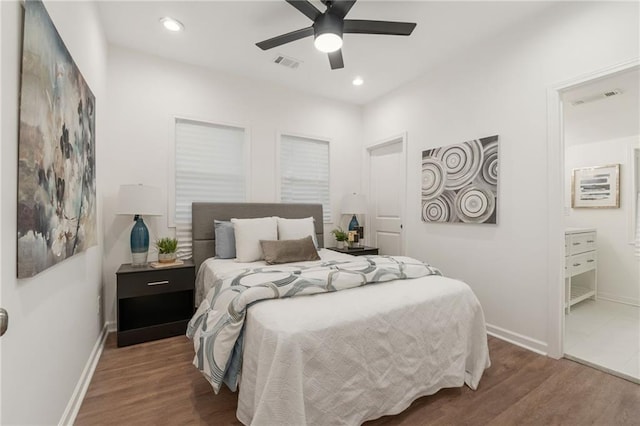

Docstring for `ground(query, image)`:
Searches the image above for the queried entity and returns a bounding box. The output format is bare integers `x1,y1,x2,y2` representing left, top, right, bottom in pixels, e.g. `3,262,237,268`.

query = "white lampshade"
341,193,367,215
116,184,163,216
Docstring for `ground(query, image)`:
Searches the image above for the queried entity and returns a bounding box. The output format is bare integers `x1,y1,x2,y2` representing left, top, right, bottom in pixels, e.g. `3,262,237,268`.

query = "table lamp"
341,193,367,232
117,184,163,266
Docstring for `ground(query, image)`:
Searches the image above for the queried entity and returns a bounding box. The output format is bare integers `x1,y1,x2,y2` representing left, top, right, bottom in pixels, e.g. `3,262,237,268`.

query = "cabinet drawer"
118,268,194,299
564,235,569,254
569,232,596,255
569,251,596,277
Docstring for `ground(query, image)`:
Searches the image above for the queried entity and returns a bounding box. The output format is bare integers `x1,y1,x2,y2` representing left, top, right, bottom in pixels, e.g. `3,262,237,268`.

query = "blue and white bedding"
190,249,490,426
188,254,442,392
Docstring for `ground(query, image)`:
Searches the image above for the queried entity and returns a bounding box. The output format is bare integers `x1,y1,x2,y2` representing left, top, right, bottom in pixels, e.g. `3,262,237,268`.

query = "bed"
189,202,490,426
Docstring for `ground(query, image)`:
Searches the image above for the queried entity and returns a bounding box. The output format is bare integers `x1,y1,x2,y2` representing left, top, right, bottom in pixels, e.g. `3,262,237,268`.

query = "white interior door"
367,138,406,255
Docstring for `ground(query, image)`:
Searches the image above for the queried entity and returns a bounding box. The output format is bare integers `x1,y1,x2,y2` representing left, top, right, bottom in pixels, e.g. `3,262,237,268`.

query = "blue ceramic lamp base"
130,215,149,266
348,214,359,231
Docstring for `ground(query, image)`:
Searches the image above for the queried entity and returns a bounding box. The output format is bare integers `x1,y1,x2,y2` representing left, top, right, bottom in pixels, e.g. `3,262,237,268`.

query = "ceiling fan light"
314,33,343,53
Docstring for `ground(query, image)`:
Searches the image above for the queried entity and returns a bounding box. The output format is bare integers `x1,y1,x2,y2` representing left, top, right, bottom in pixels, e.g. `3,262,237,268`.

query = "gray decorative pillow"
214,220,236,259
260,236,320,265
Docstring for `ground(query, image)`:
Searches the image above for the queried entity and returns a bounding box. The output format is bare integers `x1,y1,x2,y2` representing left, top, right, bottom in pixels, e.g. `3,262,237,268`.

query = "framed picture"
17,0,97,278
421,135,499,224
571,164,620,208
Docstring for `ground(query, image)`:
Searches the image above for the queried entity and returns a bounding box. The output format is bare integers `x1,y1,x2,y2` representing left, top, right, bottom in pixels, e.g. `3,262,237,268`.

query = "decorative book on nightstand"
116,260,195,347
327,246,379,256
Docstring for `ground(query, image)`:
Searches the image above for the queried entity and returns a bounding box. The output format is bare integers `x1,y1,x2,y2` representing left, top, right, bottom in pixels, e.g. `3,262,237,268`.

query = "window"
279,134,331,222
174,118,247,257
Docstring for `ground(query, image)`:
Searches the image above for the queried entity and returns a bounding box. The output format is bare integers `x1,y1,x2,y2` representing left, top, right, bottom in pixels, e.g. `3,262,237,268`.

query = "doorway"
556,64,640,382
366,135,406,256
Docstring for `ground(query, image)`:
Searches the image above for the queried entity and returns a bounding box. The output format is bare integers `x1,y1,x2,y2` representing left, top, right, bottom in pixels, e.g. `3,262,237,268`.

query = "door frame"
545,59,640,359
364,132,408,255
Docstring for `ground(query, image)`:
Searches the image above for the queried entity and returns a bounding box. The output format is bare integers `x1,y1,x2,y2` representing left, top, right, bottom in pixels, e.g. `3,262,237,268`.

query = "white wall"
0,1,107,424
103,46,363,323
565,136,640,305
362,1,639,351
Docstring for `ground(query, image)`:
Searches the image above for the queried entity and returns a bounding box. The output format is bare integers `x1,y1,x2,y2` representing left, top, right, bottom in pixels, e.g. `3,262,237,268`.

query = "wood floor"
76,334,640,425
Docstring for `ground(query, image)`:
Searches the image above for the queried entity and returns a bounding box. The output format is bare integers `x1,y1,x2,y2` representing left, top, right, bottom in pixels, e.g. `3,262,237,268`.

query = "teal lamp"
117,184,163,266
341,193,367,231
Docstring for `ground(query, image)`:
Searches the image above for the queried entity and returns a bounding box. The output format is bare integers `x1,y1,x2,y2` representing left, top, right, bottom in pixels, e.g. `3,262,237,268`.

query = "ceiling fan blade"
285,0,322,21
343,19,416,36
328,49,344,70
329,0,357,18
256,27,314,50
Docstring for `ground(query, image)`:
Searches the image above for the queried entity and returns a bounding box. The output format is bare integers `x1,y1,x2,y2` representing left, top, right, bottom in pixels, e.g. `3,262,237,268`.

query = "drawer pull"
573,263,581,267
147,280,169,286
587,259,594,263
572,242,581,246
587,240,594,243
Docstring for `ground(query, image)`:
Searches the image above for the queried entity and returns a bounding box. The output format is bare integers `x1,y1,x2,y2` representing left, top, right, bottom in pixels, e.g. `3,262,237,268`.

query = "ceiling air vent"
571,89,623,106
273,54,301,69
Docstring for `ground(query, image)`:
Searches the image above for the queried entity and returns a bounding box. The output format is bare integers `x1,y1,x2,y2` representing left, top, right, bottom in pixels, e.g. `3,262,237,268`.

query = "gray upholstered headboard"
192,202,325,273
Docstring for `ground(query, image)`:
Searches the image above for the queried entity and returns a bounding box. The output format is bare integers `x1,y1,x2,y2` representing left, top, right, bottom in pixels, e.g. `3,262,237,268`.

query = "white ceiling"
563,67,640,147
97,1,557,105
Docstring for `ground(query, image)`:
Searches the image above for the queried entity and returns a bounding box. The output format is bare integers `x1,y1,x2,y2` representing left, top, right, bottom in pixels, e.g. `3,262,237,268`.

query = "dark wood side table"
327,246,379,256
116,260,195,347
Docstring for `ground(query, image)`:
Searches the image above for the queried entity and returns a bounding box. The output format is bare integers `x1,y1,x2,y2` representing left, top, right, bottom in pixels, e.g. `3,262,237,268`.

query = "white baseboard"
597,292,640,307
58,322,110,426
106,320,117,333
486,323,548,356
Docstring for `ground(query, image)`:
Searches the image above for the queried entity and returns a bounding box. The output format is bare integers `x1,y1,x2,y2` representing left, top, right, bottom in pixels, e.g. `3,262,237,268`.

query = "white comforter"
196,250,490,426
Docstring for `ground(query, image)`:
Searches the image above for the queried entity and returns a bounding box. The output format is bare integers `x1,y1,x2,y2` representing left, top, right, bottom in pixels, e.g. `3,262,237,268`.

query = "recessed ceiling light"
352,76,364,86
160,17,184,32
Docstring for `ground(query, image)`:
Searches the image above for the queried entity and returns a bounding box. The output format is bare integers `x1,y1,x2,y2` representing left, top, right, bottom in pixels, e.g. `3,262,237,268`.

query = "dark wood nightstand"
327,246,379,256
116,260,195,347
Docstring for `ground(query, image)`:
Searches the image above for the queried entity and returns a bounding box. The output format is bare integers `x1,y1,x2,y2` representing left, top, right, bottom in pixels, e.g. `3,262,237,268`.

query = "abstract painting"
17,0,96,278
571,164,620,208
421,135,499,224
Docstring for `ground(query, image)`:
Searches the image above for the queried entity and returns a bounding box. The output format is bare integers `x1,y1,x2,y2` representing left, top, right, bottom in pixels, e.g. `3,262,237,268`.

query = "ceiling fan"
256,0,417,70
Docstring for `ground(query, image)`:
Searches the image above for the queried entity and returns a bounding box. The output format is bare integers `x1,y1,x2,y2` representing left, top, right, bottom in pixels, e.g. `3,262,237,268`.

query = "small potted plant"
155,237,178,263
331,227,349,249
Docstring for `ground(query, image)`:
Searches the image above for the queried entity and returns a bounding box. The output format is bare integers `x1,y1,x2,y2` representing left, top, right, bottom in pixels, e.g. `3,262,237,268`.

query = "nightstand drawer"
569,232,596,255
570,251,597,277
117,268,194,299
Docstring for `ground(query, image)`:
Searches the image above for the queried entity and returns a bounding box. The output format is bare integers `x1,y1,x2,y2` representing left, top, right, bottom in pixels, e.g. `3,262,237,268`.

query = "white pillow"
277,217,318,247
231,217,278,262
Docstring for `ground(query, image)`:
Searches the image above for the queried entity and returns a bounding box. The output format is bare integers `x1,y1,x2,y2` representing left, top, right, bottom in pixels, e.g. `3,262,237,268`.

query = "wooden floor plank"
75,334,640,425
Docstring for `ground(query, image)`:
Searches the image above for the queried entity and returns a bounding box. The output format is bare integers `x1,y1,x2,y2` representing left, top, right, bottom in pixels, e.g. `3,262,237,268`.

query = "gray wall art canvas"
421,135,499,224
17,0,97,278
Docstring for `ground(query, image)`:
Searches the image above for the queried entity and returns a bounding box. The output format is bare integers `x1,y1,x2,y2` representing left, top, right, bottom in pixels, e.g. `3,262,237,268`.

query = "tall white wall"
565,136,640,305
0,1,107,424
103,46,363,323
362,1,639,351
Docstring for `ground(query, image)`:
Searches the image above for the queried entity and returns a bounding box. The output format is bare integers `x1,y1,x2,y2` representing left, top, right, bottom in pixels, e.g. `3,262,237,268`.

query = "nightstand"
116,260,195,347
327,246,379,256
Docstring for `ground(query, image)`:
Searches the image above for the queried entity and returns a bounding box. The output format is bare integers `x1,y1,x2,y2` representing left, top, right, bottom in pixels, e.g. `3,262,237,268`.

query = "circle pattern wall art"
421,135,499,224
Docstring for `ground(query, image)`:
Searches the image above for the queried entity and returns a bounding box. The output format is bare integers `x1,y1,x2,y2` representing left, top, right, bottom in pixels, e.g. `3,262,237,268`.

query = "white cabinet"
565,228,597,313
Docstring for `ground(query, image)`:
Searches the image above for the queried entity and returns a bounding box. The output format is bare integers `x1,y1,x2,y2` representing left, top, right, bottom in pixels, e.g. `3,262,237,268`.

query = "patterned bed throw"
186,255,441,393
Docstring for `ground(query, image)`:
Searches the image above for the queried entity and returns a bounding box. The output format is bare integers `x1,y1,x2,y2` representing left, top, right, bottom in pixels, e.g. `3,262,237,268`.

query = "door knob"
0,308,8,337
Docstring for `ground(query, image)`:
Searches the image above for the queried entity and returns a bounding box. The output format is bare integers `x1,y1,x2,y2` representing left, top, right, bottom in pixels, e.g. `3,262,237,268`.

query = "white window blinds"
175,119,246,257
280,134,331,222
